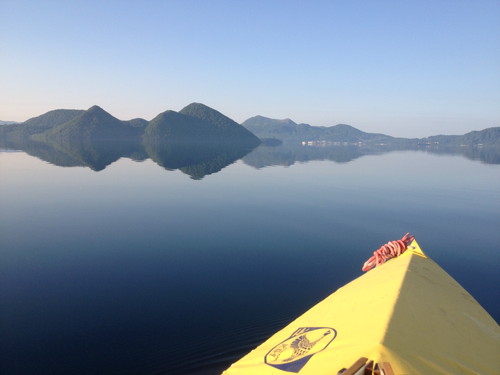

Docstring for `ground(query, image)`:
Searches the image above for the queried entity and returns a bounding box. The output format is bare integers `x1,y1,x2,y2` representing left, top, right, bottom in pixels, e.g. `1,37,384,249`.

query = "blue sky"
1,0,499,137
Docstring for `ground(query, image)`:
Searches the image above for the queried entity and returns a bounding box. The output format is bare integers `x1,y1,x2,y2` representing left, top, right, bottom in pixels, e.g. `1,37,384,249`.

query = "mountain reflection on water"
242,142,500,168
0,137,257,180
1,137,499,178
1,139,499,375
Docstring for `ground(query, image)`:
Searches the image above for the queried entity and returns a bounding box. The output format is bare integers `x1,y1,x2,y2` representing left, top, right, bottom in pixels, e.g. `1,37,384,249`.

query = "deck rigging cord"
362,233,415,272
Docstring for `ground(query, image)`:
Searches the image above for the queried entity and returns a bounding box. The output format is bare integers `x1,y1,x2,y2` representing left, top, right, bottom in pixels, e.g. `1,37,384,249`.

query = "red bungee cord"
362,233,415,272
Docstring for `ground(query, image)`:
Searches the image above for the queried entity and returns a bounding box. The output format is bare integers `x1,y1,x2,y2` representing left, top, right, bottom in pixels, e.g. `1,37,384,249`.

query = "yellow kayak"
222,239,499,374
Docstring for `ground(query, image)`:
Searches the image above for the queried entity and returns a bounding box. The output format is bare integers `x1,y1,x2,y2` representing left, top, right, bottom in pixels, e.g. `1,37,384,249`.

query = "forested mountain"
241,115,398,144
242,115,499,147
145,110,210,140
1,104,499,171
0,103,261,177
420,127,500,147
36,105,142,142
178,103,261,144
143,103,260,145
0,109,84,139
127,118,149,128
1,104,498,148
1,103,260,146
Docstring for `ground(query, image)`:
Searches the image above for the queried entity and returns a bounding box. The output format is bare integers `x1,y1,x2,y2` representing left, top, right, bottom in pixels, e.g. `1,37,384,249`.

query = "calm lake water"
1,145,499,374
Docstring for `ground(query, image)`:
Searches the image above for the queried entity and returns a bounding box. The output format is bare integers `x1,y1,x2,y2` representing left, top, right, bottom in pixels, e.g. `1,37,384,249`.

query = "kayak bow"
222,238,499,375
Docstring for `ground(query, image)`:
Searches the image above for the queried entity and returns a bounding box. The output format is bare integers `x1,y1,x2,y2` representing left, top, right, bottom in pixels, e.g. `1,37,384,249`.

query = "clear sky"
1,0,499,137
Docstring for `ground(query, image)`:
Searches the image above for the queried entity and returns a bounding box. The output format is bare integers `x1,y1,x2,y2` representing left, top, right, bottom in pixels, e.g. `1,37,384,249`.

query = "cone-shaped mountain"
180,103,260,143
40,105,142,141
1,103,261,147
144,103,260,145
179,103,238,129
145,110,208,140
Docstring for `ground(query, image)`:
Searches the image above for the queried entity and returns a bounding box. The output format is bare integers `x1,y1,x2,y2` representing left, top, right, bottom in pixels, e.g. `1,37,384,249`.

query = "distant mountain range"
0,120,20,125
0,103,261,179
1,104,499,174
241,116,394,144
1,104,498,147
0,103,260,146
241,115,500,147
35,106,142,142
242,141,500,167
419,127,500,147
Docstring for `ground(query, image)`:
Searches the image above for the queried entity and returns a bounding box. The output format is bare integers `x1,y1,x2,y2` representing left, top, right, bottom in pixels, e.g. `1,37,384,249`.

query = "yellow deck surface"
222,241,500,374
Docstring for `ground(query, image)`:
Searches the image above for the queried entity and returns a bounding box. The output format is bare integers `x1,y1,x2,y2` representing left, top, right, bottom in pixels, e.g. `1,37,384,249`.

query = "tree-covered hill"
462,127,500,146
1,103,261,146
144,103,260,145
37,105,142,142
2,104,497,150
241,115,397,144
127,118,149,128
179,103,261,145
420,127,500,147
144,110,210,141
1,104,498,170
242,115,499,147
0,109,84,139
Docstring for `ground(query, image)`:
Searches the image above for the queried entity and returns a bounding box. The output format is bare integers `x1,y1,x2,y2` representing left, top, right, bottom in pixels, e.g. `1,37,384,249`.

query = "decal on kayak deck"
265,327,336,373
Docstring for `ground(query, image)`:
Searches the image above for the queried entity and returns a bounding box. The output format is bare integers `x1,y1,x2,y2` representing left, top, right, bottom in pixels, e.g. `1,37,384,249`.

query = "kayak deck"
222,240,500,374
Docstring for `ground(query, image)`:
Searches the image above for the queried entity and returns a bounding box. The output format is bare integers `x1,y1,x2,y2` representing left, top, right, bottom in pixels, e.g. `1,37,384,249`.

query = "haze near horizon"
1,0,499,137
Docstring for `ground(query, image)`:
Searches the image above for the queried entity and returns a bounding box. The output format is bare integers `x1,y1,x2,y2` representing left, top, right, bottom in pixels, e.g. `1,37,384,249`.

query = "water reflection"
143,140,256,179
0,137,256,179
1,142,499,375
243,142,500,168
1,136,498,179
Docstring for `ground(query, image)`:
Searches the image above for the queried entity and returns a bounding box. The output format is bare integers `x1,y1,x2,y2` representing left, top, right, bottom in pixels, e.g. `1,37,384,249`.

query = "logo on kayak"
265,327,336,373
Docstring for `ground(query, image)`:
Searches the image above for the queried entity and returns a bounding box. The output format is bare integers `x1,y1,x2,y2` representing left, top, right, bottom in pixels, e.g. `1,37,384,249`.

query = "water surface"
1,146,499,374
